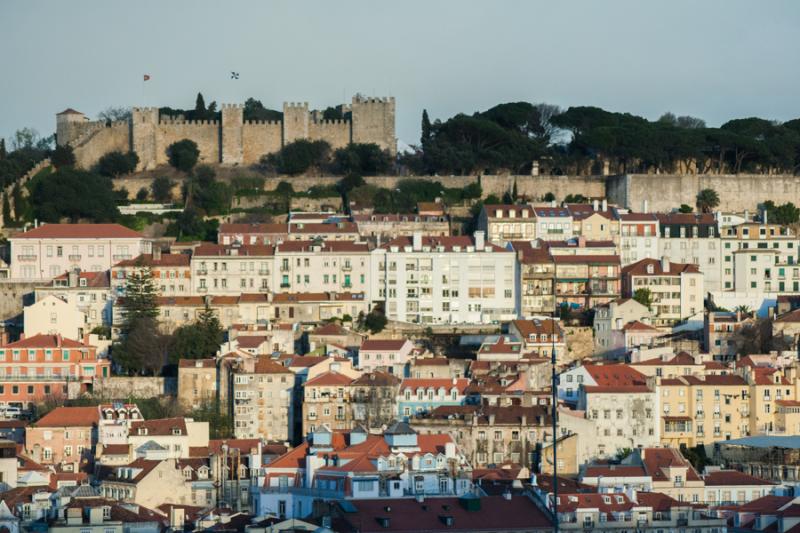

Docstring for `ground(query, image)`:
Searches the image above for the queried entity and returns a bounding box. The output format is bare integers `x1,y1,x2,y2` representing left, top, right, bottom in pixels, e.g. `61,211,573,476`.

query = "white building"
622,257,704,327
371,232,516,324
23,295,87,340
34,270,112,333
273,240,371,296
657,213,721,292
616,212,659,266
533,206,574,241
10,224,149,280
593,298,652,355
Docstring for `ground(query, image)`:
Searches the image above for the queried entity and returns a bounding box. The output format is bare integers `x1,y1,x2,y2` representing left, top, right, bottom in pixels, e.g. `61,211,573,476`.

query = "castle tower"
350,96,396,156
221,104,244,165
282,102,309,145
131,107,159,171
55,109,89,146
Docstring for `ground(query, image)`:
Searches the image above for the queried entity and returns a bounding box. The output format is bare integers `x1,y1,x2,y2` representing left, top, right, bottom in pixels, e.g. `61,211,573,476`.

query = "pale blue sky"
1,0,799,147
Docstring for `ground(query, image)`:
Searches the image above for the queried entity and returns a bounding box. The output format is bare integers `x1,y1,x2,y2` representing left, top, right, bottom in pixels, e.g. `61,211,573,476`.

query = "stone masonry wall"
242,121,283,164
72,122,130,170
156,120,220,166
608,173,800,212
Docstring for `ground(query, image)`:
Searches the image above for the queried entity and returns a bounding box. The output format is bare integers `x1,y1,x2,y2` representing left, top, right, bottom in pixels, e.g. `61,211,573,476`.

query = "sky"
1,0,799,148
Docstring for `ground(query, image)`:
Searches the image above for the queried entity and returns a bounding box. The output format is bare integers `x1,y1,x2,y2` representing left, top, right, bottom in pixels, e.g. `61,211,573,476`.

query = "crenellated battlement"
59,94,396,170
158,118,220,126
244,120,282,126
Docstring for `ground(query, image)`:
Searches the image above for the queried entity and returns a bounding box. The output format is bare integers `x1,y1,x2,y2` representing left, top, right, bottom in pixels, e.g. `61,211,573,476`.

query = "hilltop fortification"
56,95,396,170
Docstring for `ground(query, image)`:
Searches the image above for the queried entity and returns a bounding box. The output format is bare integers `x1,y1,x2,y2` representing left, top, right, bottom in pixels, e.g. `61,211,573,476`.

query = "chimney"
474,231,485,251
152,246,162,261
744,209,749,222
412,231,422,252
661,256,669,273
593,199,599,211
763,209,768,225
68,269,79,288
550,200,556,208
170,507,185,530
642,200,648,214
602,198,608,212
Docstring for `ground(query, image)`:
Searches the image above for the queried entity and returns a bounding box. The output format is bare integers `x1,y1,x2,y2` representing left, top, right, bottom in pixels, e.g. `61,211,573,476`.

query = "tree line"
403,103,800,176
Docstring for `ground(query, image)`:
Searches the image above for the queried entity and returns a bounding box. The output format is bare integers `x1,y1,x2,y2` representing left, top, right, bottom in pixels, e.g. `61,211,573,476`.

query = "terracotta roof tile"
35,406,99,428
15,223,142,239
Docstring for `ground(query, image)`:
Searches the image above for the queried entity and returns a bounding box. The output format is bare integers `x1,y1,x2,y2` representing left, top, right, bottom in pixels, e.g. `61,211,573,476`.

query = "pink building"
25,405,100,471
358,339,414,376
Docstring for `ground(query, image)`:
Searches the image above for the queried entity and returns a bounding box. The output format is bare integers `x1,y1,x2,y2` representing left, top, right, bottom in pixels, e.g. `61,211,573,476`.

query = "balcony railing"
341,264,352,271
197,287,208,293
112,254,132,261
258,286,270,292
0,375,80,382
196,269,208,275
280,265,290,272
280,283,290,288
68,255,81,261
16,255,36,261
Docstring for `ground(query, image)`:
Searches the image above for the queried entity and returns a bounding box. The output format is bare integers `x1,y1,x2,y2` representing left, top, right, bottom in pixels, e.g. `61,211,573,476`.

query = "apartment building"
593,298,651,355
217,221,360,245
553,254,621,310
657,213,721,291
616,212,659,265
353,213,450,241
567,201,618,242
271,292,369,323
302,371,356,435
397,378,469,419
111,249,191,297
191,244,274,296
0,334,110,409
533,206,574,241
704,311,756,360
231,357,294,442
349,371,401,432
508,318,566,362
477,204,536,244
23,295,87,340
10,224,149,280
34,270,112,333
177,359,217,410
25,406,99,469
372,232,516,324
510,241,555,317
410,404,554,471
658,374,750,448
622,257,704,326
273,240,371,295
357,339,414,375
721,222,799,291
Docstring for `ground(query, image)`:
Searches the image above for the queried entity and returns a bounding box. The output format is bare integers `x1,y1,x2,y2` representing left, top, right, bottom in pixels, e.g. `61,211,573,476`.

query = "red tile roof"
114,253,190,267
400,378,469,393
52,270,110,287
583,465,648,478
704,470,776,486
641,447,701,482
130,417,187,436
251,357,293,375
16,223,143,239
511,319,564,339
178,358,216,369
304,371,354,387
552,254,620,265
193,243,275,257
34,406,99,427
360,339,410,351
622,257,700,276
2,333,91,349
276,240,368,253
380,235,508,253
622,320,660,332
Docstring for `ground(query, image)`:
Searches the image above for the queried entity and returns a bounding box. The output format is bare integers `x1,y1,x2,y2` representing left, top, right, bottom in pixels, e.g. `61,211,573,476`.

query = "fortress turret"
55,109,90,146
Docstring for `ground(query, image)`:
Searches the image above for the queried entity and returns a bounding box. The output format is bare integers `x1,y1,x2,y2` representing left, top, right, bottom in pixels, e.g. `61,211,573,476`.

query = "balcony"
341,264,352,271
197,286,208,293
280,283,290,289
258,286,270,292
16,255,36,261
68,254,82,261
0,374,79,382
343,283,352,289
112,254,132,261
280,265,290,272
258,269,269,276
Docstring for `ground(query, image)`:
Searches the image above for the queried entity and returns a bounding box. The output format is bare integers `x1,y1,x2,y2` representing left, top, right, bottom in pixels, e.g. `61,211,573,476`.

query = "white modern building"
371,232,517,324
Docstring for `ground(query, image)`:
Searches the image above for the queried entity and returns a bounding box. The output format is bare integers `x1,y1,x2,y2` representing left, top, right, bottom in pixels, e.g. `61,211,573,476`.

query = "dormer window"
137,428,147,436
103,506,111,519
646,264,654,274
172,428,182,436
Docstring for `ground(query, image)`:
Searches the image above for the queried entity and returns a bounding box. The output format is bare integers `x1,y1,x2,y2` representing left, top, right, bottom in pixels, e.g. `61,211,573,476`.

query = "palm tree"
696,188,720,213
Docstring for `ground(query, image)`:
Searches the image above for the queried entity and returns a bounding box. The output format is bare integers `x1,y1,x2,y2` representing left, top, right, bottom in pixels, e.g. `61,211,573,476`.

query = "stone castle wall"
607,173,800,212
62,95,396,171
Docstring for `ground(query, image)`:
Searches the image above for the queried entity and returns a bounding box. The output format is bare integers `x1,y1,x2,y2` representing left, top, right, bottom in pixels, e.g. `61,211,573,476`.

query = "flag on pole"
230,72,239,80
143,74,151,81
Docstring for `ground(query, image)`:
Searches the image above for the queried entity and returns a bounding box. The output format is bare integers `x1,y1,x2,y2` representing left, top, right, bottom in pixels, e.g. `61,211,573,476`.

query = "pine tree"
197,304,224,354
421,109,432,148
1,193,11,226
0,138,6,160
121,265,159,326
195,93,206,114
11,182,22,222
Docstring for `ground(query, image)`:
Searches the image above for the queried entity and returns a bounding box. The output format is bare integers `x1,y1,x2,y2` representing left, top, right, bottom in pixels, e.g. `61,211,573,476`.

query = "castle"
56,95,396,170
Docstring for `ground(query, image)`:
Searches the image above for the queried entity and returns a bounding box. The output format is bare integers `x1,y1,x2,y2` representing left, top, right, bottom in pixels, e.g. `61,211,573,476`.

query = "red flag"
143,74,151,81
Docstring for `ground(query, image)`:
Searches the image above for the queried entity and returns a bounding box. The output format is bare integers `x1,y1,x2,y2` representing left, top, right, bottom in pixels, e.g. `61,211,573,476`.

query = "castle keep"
56,95,396,170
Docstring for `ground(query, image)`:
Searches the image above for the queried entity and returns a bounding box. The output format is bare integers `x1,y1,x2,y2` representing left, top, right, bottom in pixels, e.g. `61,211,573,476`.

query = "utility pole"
551,312,559,532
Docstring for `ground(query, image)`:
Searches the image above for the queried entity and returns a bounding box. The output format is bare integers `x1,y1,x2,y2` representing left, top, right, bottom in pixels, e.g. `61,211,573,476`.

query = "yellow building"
659,374,749,448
